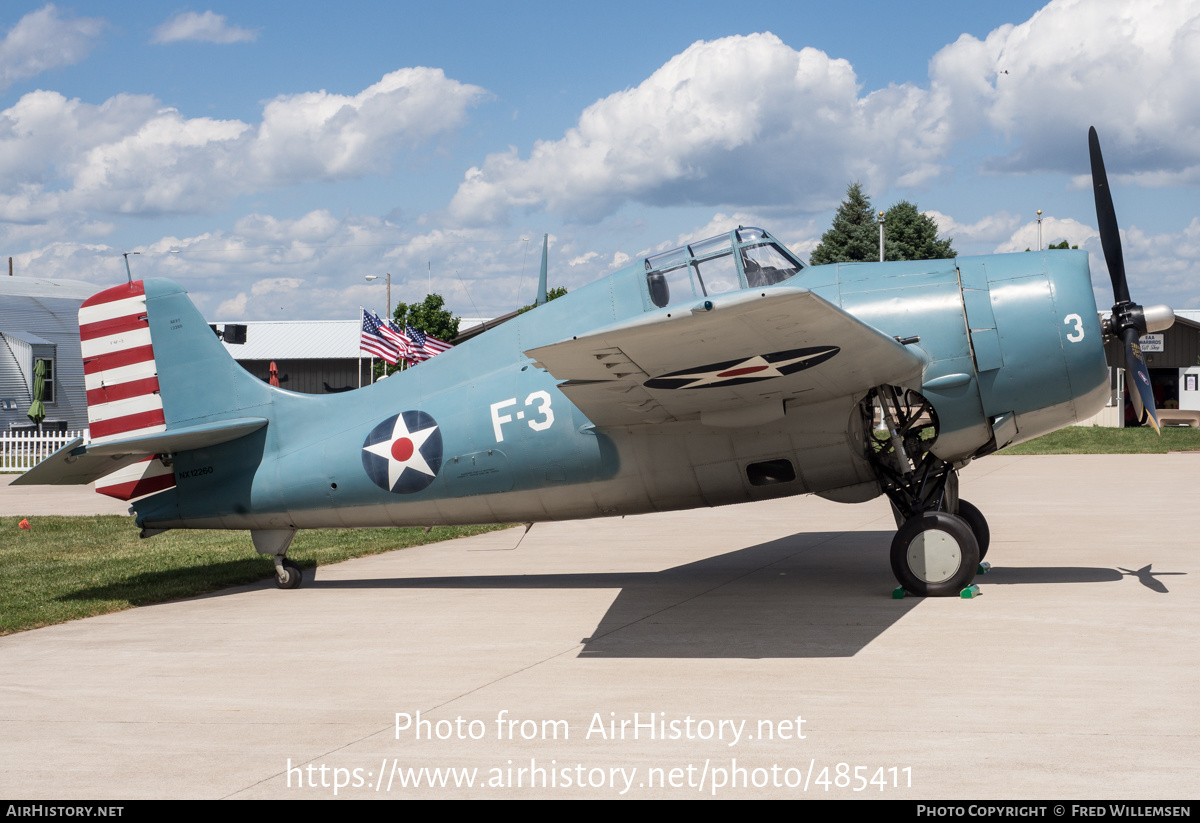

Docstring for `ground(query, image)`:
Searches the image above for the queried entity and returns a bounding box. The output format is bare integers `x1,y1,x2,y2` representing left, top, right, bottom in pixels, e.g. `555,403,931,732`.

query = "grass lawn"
0,517,510,636
1002,425,1200,454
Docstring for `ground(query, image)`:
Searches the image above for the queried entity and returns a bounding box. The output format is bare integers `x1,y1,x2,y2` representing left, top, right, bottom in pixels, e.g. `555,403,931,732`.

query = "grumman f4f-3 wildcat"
17,129,1172,596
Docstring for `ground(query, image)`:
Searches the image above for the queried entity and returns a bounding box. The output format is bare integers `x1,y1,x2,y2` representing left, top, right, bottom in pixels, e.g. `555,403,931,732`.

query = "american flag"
360,308,399,363
378,315,412,361
405,324,452,364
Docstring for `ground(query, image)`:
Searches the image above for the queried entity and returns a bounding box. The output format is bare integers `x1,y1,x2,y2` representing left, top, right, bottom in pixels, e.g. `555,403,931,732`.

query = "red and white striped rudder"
79,281,176,500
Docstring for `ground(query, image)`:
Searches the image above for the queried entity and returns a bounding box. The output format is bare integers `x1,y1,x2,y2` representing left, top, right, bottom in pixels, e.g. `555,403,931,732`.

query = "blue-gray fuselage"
132,242,1108,533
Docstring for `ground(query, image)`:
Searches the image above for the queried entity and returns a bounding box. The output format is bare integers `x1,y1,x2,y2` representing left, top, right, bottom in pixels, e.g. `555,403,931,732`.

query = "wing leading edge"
525,288,926,428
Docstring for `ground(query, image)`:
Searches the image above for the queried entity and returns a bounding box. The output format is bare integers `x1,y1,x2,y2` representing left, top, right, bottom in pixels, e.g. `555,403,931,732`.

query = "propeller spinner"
1088,127,1174,433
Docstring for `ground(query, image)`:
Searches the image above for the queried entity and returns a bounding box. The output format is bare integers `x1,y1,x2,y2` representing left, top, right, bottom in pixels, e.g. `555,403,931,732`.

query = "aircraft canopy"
644,227,804,309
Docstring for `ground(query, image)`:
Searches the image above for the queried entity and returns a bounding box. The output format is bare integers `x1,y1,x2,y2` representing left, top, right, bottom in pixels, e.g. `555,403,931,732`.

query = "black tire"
955,499,990,561
275,558,303,590
890,511,979,597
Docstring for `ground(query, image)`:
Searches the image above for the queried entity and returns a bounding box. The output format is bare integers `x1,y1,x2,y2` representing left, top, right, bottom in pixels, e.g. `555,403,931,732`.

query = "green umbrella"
27,359,46,427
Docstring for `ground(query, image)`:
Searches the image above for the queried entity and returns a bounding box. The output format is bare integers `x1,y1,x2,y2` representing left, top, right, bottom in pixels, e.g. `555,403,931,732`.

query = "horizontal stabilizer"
83,417,268,456
12,416,267,487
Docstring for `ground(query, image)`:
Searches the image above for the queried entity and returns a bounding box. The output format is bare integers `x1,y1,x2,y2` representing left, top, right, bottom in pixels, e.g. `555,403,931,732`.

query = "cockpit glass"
646,263,695,308
645,247,688,272
742,243,800,287
693,252,738,295
688,234,731,259
644,228,803,308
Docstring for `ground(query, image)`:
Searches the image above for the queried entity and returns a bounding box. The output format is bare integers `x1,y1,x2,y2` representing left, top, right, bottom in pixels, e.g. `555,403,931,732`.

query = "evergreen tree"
809,182,879,265
881,201,956,261
810,184,957,264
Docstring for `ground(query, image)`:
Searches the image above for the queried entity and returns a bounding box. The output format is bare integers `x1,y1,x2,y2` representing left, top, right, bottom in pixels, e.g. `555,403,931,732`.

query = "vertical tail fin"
18,279,271,501
78,278,272,500
79,281,166,444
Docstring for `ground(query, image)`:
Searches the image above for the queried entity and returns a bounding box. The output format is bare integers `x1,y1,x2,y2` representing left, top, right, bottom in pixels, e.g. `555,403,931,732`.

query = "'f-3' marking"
491,392,555,442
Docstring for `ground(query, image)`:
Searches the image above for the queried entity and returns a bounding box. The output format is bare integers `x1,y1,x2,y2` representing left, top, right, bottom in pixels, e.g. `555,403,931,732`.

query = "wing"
525,288,926,427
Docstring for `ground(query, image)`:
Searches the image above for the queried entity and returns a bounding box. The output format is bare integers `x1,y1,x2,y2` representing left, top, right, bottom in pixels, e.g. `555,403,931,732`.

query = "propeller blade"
1123,326,1160,434
1089,126,1130,304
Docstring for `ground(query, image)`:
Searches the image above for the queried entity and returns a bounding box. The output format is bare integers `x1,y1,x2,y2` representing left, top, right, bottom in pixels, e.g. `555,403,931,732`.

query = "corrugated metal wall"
234,358,374,394
0,333,32,401
0,294,87,430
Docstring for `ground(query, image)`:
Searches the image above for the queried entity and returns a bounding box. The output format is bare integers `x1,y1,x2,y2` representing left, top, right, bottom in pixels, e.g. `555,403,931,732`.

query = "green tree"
809,182,879,265
375,293,460,377
518,286,568,314
392,293,460,341
810,184,956,264
880,200,956,261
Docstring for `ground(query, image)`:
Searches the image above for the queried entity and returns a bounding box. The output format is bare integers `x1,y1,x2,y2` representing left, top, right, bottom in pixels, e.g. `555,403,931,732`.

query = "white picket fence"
1,429,85,471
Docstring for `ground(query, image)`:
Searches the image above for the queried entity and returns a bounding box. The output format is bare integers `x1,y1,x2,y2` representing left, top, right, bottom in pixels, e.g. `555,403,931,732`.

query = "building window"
35,358,54,404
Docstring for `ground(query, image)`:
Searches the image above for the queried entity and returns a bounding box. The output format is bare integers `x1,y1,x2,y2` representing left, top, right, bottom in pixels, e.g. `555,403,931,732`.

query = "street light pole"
1036,210,1043,251
878,211,885,263
365,273,392,317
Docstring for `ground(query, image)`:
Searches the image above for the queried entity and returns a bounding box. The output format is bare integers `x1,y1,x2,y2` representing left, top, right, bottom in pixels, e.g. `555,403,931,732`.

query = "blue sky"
2,0,1198,321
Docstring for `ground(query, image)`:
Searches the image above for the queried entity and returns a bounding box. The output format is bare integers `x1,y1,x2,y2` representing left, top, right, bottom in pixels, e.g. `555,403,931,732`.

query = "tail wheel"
275,558,303,589
891,511,979,596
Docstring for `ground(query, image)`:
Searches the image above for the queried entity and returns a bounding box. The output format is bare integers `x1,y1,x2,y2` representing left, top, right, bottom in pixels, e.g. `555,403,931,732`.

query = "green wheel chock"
978,561,992,575
959,584,982,599
891,586,908,599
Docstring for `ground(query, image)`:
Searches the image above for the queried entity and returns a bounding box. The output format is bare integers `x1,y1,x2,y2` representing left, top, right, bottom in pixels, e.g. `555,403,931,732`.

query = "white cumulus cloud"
34,212,546,320
0,68,488,218
930,0,1200,181
924,210,1022,246
568,251,598,267
449,1,1200,228
152,11,257,44
994,216,1099,253
0,4,104,90
448,33,954,225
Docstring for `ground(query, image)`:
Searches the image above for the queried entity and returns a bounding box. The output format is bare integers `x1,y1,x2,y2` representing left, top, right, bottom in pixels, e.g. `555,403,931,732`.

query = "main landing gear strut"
862,387,990,597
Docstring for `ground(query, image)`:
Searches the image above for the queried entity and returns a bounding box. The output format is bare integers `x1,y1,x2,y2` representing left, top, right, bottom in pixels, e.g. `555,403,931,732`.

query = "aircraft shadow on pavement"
983,563,1183,593
308,529,1182,657
314,531,917,658
57,530,1175,657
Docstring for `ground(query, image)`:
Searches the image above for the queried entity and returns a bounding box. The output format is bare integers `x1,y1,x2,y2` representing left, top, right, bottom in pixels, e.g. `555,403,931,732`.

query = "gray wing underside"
525,288,926,427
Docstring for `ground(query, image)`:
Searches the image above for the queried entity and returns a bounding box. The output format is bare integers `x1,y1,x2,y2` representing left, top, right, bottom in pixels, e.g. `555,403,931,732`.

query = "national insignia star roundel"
643,346,840,390
361,410,443,494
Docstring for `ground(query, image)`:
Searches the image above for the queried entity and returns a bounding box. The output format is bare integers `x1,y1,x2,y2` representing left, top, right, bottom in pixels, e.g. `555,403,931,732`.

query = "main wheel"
275,557,303,589
955,499,990,561
890,511,979,597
